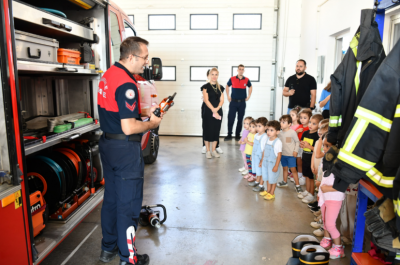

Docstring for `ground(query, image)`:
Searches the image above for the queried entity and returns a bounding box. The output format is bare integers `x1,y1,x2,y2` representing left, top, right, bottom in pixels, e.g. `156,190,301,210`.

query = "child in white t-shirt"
259,120,282,201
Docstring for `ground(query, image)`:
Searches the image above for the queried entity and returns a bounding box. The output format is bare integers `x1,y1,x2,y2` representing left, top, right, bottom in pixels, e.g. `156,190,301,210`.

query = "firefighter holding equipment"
97,37,162,265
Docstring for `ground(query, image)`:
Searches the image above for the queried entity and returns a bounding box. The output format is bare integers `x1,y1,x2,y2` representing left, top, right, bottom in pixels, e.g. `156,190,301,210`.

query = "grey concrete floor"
41,136,351,265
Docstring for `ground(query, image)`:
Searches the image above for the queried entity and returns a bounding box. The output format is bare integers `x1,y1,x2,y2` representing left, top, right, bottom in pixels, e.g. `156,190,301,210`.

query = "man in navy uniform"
98,37,162,265
224,64,253,141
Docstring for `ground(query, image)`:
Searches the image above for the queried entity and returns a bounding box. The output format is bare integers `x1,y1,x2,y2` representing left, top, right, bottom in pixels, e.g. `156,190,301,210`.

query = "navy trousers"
99,135,144,263
227,101,246,136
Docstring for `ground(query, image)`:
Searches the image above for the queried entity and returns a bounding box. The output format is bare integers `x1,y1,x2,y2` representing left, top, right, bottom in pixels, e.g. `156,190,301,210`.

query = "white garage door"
121,1,276,135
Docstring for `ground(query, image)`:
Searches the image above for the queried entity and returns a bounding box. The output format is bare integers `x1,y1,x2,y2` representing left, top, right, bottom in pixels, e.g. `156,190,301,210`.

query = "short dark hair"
299,108,312,118
311,114,324,124
256,117,268,126
297,59,306,66
207,69,210,76
279,114,292,124
238,64,245,69
267,120,281,131
244,116,254,122
120,37,149,61
250,120,256,126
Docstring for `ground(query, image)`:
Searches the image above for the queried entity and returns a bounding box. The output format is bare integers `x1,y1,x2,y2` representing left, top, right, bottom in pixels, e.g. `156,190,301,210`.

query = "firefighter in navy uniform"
98,37,162,265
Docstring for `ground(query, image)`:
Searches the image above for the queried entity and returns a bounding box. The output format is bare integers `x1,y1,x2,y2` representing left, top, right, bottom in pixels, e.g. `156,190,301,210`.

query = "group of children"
237,107,346,260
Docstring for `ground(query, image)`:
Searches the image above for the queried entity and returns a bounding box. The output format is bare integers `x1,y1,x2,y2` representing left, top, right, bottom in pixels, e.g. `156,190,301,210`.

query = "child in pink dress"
318,133,345,260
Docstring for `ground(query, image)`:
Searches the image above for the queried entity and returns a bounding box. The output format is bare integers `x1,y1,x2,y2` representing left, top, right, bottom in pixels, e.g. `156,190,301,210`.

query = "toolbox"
15,30,59,63
57,49,81,65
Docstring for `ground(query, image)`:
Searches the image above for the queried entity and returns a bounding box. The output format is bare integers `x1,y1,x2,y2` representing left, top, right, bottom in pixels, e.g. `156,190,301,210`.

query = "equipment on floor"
291,235,320,258
139,204,167,228
299,245,329,265
153,92,176,117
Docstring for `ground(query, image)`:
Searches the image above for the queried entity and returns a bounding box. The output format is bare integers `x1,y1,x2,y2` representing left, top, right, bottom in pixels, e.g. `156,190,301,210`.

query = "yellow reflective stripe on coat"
355,106,392,132
395,105,400,118
343,119,369,153
394,199,400,215
366,167,394,188
355,61,361,95
338,149,375,172
329,116,339,127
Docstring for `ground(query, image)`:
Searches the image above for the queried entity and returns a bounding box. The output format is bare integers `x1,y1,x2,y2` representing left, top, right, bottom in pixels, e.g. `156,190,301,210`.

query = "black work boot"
224,135,232,141
99,245,119,263
119,254,150,265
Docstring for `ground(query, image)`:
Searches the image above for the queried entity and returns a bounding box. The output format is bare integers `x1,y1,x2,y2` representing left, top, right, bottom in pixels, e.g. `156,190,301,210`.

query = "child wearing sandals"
248,117,268,188
259,120,282,201
243,121,257,179
319,133,345,259
238,117,254,176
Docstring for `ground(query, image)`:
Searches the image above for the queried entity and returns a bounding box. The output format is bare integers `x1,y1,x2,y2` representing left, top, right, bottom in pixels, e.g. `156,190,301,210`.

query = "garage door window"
190,66,218,81
148,15,176,30
232,66,260,82
160,66,176,81
233,14,262,30
190,14,218,30
110,11,121,62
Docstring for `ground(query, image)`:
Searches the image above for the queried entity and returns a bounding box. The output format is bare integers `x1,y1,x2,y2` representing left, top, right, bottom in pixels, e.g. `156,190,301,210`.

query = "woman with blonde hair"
201,68,225,158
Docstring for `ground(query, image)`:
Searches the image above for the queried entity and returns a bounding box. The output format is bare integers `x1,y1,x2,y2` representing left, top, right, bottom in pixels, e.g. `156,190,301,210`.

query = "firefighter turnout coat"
330,16,400,203
328,9,386,149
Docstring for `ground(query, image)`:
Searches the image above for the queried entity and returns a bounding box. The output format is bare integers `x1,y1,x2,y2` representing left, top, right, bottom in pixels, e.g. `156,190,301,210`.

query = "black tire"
143,128,159,164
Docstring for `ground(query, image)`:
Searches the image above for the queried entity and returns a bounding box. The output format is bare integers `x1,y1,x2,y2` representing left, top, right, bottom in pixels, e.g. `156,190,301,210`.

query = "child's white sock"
296,185,300,187
298,173,303,178
259,184,263,187
323,237,331,240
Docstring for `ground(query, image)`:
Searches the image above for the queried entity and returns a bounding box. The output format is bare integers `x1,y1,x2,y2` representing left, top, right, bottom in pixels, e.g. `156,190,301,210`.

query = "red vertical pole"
2,0,32,263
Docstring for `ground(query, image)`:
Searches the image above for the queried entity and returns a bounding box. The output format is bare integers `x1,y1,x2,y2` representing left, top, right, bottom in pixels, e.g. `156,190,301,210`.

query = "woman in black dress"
202,68,225,159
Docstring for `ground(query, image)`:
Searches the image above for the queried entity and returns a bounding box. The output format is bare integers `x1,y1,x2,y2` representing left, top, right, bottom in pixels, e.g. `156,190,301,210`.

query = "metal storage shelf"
24,123,100,155
33,187,104,265
13,0,94,42
17,60,100,75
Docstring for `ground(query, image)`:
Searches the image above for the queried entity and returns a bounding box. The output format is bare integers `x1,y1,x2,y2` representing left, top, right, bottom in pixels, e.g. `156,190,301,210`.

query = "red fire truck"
0,0,161,264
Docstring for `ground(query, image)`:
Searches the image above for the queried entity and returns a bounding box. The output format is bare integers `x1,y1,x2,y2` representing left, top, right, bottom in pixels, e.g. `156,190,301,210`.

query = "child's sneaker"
241,170,249,175
289,177,295,182
313,210,321,217
313,227,324,237
314,215,322,222
329,245,345,259
249,181,259,187
252,185,264,192
298,190,309,199
259,191,269,196
310,219,323,229
238,167,245,172
310,206,320,212
295,185,303,194
308,201,318,208
247,176,256,182
264,193,275,200
277,181,288,188
320,237,332,249
302,194,316,204
243,174,251,179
